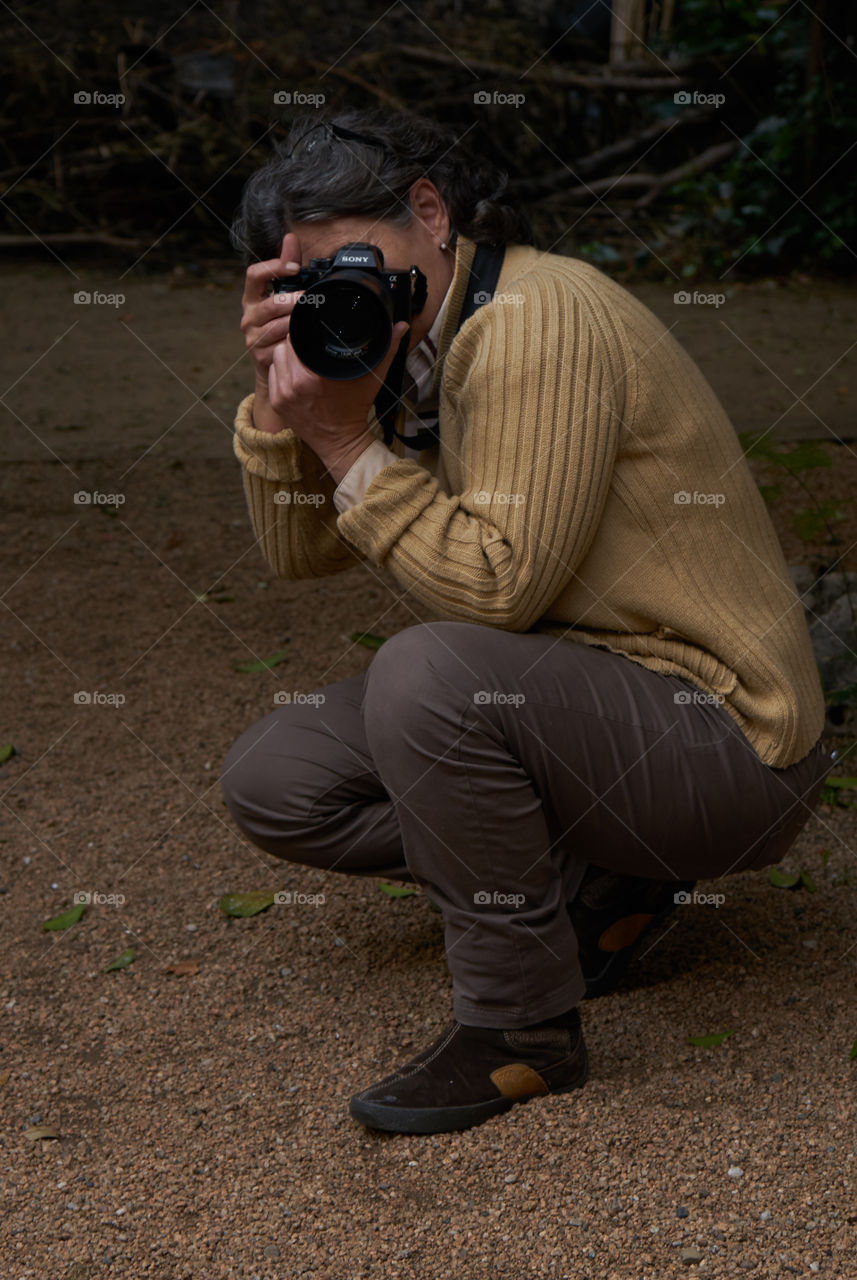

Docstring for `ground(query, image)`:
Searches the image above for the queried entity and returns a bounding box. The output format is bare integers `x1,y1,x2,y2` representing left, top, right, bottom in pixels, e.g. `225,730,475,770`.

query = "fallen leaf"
43,902,86,931
105,947,135,972
768,868,801,889
234,648,290,673
166,960,199,976
0,1068,10,1088
850,1038,857,1061
350,631,387,650
24,1125,59,1141
219,889,277,917
687,1030,736,1048
800,870,817,893
378,882,418,899
0,744,16,764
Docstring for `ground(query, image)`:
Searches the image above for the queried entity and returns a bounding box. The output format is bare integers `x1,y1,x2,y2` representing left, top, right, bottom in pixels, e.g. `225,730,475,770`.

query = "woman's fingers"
241,230,303,307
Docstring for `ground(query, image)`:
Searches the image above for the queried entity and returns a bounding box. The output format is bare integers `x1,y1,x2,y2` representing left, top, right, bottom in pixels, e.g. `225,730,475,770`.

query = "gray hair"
230,108,533,262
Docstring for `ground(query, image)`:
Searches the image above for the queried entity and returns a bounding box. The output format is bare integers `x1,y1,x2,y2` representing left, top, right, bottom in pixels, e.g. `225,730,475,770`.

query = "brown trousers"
220,621,832,1028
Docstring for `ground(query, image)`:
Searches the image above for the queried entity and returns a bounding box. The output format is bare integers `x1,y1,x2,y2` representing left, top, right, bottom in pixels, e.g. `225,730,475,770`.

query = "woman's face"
290,179,455,350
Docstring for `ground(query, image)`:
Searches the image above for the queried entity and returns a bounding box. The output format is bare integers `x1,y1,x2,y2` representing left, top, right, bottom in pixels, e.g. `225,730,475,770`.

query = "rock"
727,1165,744,1178
680,1247,704,1264
787,563,817,606
677,1206,689,1218
787,564,857,734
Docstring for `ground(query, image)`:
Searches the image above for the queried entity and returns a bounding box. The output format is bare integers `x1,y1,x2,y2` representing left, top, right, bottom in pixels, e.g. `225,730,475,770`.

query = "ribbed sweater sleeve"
334,274,626,630
232,392,367,579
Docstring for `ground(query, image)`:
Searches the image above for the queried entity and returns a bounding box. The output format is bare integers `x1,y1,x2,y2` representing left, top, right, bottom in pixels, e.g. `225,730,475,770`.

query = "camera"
271,242,428,380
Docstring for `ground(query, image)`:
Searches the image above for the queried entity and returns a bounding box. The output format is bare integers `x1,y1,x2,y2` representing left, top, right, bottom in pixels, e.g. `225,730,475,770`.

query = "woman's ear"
408,177,450,243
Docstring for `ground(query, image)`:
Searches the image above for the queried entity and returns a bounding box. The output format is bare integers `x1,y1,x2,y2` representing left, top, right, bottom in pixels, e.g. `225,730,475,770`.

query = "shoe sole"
349,1065,589,1135
580,885,693,1000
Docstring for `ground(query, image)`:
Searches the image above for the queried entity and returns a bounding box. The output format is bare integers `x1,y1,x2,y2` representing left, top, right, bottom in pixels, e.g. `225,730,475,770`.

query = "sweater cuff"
232,392,304,483
336,459,438,564
333,438,402,513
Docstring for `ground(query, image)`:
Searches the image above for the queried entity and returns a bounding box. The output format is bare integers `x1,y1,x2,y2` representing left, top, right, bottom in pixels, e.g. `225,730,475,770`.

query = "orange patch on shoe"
597,912,655,952
490,1063,550,1099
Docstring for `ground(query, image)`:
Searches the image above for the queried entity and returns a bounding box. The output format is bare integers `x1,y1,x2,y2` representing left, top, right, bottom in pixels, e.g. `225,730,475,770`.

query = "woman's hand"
240,231,409,481
240,231,306,434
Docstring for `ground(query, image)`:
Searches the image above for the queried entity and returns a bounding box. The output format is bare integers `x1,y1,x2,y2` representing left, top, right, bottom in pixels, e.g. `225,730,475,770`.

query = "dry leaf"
25,1125,59,1141
166,960,199,976
0,1068,10,1088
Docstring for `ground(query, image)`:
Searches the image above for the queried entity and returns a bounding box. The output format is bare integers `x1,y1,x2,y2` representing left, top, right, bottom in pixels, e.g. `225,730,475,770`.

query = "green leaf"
740,432,790,465
793,502,847,542
768,867,801,889
687,1030,736,1048
823,776,857,790
105,947,135,972
757,483,783,504
780,442,832,472
233,648,290,673
350,632,387,650
378,881,418,899
824,686,857,709
0,744,15,764
799,871,817,893
218,889,277,917
42,902,86,931
850,1038,857,1061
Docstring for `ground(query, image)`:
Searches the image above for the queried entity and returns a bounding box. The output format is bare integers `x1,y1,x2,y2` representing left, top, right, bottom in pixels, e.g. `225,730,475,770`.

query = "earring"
440,240,448,250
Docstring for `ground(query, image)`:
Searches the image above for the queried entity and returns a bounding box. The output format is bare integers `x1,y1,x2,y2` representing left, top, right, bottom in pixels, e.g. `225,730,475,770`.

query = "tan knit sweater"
232,235,824,768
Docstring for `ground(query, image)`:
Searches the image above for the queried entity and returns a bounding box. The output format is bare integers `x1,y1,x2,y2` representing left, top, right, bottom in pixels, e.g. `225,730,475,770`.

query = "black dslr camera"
271,242,428,381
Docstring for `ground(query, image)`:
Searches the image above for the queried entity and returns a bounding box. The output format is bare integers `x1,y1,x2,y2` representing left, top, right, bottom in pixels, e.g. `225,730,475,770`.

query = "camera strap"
377,241,506,452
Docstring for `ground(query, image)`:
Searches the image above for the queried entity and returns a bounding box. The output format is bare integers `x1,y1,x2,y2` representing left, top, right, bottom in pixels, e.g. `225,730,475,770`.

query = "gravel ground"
2,267,857,1279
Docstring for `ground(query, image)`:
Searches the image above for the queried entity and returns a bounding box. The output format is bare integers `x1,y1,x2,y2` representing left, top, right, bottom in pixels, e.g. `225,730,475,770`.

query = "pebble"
263,1245,281,1259
677,1206,689,1218
504,1174,518,1184
761,1209,772,1221
727,1166,744,1178
681,1247,704,1264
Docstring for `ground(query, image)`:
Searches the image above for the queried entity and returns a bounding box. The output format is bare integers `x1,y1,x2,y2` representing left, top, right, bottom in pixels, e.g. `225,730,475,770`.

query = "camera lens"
289,270,394,380
323,284,378,351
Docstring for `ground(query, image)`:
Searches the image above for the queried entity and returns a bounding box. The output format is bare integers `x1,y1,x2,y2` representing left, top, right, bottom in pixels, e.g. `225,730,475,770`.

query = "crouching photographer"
221,108,833,1135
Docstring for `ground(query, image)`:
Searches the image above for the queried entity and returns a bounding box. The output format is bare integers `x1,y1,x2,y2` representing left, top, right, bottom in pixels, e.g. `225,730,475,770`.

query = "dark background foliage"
1,0,855,278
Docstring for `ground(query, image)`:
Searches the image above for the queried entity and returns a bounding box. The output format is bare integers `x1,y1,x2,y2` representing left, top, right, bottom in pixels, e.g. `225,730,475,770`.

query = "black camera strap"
377,241,506,452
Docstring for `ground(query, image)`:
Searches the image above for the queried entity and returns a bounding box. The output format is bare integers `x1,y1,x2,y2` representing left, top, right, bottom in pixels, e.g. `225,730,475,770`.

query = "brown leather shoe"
349,1008,588,1134
570,868,696,999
